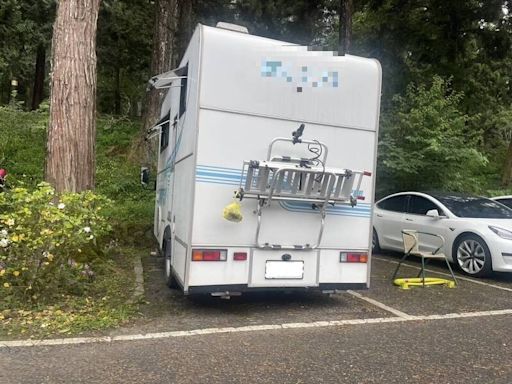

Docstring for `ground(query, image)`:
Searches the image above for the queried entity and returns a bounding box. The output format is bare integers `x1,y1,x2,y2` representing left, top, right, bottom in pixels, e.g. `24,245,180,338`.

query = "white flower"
58,203,65,210
88,235,94,240
0,238,10,248
5,219,14,227
83,226,91,233
0,229,7,238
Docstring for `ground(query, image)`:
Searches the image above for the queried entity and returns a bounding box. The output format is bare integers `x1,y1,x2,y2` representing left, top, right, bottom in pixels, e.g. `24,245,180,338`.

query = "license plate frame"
265,260,304,280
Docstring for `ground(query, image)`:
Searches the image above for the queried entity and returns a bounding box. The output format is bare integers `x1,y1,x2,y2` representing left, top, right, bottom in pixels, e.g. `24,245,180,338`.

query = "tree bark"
338,0,353,55
31,44,46,110
176,0,194,62
114,65,121,115
45,0,100,192
140,0,177,163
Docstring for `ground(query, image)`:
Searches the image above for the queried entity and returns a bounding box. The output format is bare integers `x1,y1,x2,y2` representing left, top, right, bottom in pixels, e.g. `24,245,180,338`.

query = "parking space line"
374,256,512,293
346,290,413,319
2,309,512,349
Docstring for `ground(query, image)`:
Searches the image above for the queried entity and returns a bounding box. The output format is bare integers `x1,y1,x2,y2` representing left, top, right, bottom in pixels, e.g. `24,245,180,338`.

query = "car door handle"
405,218,413,221
376,214,383,217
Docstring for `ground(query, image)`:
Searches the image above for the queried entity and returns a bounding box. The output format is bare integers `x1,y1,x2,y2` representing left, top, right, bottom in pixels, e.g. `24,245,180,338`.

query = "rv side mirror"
426,209,441,218
140,167,150,186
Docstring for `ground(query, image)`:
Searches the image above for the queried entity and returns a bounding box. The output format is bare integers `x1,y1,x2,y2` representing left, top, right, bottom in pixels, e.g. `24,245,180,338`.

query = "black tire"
372,228,381,253
163,237,179,289
453,234,493,277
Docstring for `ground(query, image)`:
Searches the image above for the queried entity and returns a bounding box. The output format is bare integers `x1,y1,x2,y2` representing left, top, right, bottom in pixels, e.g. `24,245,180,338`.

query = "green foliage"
0,182,112,303
0,110,154,240
0,106,47,183
96,116,156,246
0,109,153,336
0,0,55,105
96,0,153,115
0,248,137,337
378,76,488,196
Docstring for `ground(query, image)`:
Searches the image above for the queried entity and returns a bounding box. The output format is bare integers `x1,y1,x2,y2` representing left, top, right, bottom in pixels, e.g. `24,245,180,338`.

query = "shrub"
377,76,488,196
0,182,112,304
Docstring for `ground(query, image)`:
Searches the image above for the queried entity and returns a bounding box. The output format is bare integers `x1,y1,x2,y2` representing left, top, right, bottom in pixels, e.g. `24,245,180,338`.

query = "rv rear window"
179,64,188,118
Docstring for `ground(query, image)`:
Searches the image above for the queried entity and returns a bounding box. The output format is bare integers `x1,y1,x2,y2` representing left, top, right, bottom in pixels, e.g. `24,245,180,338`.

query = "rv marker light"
233,252,247,261
340,252,368,263
192,249,227,261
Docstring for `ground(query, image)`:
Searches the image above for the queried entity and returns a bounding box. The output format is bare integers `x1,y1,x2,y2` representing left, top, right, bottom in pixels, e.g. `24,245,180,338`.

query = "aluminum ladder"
236,135,371,250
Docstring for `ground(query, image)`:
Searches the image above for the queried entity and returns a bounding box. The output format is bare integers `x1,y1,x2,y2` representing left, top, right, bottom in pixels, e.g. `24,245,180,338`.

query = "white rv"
147,23,382,297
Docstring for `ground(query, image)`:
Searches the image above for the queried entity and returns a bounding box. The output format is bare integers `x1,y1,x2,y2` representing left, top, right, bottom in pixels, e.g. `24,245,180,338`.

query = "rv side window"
160,114,170,152
179,64,188,118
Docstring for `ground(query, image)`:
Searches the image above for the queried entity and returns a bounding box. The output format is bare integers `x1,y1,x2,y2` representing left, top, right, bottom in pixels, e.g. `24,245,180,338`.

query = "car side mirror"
426,209,445,219
140,167,150,186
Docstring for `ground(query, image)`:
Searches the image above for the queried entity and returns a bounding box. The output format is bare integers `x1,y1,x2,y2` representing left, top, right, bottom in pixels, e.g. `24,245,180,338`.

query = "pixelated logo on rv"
260,60,339,92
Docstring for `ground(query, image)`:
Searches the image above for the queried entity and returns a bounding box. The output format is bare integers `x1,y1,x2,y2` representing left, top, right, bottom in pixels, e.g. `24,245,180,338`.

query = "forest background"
2,0,512,196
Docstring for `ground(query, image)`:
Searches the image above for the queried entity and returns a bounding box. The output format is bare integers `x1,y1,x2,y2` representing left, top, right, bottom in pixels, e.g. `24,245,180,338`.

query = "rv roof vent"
216,22,249,34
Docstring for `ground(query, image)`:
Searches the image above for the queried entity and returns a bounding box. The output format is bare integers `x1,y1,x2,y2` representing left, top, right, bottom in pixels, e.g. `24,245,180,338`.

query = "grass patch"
0,248,138,338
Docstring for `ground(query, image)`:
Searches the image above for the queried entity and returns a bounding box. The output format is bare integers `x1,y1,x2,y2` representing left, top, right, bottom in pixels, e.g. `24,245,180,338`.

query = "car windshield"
433,194,512,218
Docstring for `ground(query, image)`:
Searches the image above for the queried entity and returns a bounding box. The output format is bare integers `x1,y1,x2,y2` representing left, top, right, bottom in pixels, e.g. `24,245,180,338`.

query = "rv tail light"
357,196,365,201
363,171,372,177
233,252,247,261
340,252,368,263
192,249,227,261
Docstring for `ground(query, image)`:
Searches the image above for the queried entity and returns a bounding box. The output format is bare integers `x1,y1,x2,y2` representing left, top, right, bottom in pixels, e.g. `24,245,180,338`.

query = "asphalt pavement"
1,253,512,384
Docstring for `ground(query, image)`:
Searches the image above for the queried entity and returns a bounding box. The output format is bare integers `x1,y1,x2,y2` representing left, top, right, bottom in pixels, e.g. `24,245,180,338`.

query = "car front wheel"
454,234,492,277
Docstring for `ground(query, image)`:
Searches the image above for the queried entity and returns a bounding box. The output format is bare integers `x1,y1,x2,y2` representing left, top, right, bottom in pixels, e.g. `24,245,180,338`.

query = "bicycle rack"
236,126,371,250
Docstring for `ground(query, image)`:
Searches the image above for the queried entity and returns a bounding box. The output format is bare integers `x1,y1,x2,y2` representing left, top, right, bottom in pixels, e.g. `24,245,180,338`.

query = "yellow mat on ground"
393,277,456,290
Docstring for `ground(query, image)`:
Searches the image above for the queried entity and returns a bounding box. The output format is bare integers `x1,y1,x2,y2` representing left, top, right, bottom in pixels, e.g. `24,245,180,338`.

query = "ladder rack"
241,160,366,206
235,133,371,250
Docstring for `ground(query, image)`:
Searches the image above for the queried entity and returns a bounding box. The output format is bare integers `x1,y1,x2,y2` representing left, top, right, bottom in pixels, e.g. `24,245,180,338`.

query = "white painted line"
374,256,512,293
0,319,402,348
2,309,512,349
347,290,413,319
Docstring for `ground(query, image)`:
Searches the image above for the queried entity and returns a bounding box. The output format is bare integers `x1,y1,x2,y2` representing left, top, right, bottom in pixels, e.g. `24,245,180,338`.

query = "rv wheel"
372,229,381,253
163,238,179,289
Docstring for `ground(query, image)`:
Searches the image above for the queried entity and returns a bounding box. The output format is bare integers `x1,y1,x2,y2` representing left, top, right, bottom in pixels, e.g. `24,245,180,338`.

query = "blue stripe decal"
197,170,243,180
195,164,371,217
279,201,371,218
196,165,245,186
197,165,244,174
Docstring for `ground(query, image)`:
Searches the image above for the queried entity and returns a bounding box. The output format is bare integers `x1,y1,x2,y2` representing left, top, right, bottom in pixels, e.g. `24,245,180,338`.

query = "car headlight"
489,226,512,240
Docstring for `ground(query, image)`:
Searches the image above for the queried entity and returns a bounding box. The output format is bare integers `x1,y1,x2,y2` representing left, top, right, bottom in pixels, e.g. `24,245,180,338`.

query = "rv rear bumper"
185,283,367,295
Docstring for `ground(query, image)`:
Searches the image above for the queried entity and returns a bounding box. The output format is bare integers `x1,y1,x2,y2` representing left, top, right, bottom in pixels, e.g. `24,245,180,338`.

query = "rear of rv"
154,24,381,296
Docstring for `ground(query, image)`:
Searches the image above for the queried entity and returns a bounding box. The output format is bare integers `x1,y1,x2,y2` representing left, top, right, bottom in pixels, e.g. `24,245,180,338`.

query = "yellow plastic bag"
223,200,243,222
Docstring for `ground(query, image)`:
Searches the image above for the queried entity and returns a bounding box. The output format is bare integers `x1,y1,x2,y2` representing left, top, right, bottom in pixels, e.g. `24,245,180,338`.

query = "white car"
373,192,512,277
491,195,512,210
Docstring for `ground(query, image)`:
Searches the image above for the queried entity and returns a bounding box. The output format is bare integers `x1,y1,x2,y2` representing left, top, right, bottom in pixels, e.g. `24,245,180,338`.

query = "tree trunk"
31,44,46,110
139,0,177,163
114,65,121,115
45,0,100,192
338,0,353,55
176,0,194,62
502,137,512,186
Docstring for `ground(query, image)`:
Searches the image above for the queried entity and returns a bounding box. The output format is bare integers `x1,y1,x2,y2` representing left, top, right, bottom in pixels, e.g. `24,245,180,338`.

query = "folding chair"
392,230,457,287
